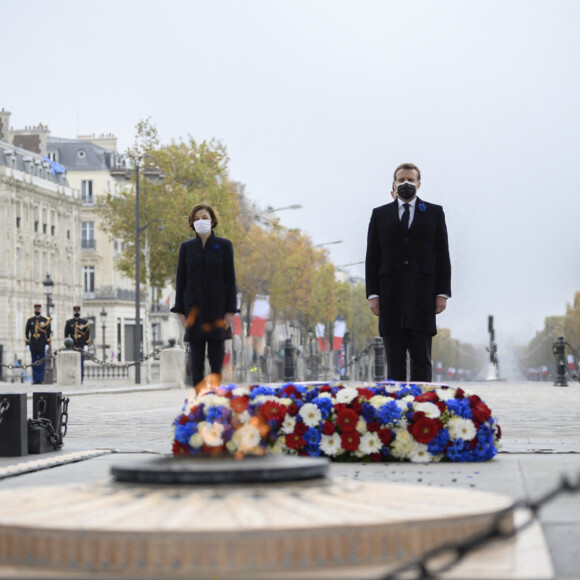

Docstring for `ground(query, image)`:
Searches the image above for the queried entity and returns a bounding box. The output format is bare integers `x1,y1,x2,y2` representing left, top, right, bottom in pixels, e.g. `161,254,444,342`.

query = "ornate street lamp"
42,274,54,384
111,154,165,384
100,307,108,362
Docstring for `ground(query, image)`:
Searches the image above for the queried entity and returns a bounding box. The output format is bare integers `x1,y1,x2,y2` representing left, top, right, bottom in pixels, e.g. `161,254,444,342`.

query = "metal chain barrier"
75,343,170,369
343,340,375,370
0,399,10,426
382,472,580,580
0,346,67,371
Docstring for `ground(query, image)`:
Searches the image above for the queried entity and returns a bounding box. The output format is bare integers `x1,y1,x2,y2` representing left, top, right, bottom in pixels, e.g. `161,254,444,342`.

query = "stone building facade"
0,109,174,382
0,110,81,378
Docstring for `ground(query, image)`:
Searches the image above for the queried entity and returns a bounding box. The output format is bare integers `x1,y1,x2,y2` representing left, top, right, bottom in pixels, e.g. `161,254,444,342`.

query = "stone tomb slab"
0,473,518,579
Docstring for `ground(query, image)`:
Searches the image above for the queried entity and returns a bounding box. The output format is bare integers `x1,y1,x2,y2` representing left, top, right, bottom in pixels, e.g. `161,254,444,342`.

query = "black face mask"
396,182,416,201
74,312,80,318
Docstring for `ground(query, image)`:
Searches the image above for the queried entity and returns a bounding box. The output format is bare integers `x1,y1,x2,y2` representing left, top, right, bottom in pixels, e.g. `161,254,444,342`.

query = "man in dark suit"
365,163,451,382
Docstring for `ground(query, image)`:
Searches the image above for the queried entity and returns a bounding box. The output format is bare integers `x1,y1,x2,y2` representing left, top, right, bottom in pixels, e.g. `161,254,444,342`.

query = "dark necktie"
401,203,410,230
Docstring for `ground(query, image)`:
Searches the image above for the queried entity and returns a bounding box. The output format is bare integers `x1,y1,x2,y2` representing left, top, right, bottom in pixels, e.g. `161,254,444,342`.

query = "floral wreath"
173,382,501,463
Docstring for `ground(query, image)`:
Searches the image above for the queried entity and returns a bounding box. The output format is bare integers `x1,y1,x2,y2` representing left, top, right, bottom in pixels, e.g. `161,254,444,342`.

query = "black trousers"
383,331,432,383
189,339,225,386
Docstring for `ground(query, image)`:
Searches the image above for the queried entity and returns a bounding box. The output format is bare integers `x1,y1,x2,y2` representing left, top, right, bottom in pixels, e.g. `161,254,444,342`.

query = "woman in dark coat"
171,203,237,386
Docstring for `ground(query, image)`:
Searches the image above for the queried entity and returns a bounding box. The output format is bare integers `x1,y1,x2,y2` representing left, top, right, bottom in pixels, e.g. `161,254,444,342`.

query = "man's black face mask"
397,182,416,201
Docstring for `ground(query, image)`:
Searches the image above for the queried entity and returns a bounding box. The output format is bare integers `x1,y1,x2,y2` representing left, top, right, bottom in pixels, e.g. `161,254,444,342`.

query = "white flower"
189,432,203,448
359,432,382,455
391,430,415,459
435,387,455,401
448,417,477,441
232,386,250,397
266,439,285,455
369,395,390,409
409,444,433,463
281,414,297,435
200,394,229,408
335,388,358,404
299,403,322,427
413,402,441,418
395,395,414,410
356,417,368,434
319,434,342,456
198,421,224,447
229,423,261,452
385,384,402,394
252,395,280,405
317,392,332,399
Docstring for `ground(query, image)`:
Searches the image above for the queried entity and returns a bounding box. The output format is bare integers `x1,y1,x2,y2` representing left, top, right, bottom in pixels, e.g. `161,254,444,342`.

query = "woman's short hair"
187,203,218,230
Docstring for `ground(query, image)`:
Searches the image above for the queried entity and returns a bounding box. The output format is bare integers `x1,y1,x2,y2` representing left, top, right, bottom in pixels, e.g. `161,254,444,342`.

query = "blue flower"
377,401,402,425
427,428,450,454
304,428,321,447
447,399,473,419
312,397,333,418
175,422,196,444
206,405,231,424
361,402,377,423
418,203,426,212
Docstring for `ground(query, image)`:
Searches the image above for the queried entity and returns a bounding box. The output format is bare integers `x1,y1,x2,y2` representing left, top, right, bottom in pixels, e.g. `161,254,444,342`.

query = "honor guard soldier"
64,305,91,383
25,304,52,384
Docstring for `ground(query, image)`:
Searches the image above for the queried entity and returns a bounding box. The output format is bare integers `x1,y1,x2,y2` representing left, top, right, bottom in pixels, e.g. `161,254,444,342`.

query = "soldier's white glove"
83,345,88,352
26,345,30,352
45,345,49,352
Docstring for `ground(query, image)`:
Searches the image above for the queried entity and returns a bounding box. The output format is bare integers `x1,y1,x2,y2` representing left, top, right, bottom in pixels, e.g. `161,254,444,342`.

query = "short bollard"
284,338,296,382
373,337,386,381
553,336,568,387
0,393,28,457
29,392,69,454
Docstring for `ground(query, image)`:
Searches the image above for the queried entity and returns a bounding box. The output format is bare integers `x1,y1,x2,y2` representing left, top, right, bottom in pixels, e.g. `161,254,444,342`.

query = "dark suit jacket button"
404,260,409,265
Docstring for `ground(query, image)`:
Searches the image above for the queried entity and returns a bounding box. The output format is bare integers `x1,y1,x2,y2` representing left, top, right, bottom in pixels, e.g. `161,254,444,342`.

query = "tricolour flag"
249,295,269,337
233,313,242,336
332,316,346,351
315,323,329,352
568,354,575,371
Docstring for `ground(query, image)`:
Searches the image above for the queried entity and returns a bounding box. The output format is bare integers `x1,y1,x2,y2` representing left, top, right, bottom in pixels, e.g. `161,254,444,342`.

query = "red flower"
472,402,491,424
415,391,438,403
322,421,336,435
178,414,189,425
378,429,392,445
172,440,189,455
370,452,382,462
285,433,306,450
320,385,332,393
435,401,446,413
334,403,347,414
456,388,465,399
359,388,375,400
230,396,249,413
367,421,380,433
336,409,359,432
287,403,299,416
350,400,363,414
259,400,286,423
294,422,307,436
409,416,440,444
341,431,361,451
496,424,502,439
281,384,298,397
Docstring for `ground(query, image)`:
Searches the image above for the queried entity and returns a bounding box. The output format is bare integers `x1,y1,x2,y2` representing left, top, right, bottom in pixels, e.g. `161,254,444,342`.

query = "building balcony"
81,239,97,250
84,287,137,301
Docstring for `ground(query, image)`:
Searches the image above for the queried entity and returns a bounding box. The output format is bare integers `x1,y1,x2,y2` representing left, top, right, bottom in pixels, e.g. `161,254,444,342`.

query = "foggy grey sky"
3,0,579,347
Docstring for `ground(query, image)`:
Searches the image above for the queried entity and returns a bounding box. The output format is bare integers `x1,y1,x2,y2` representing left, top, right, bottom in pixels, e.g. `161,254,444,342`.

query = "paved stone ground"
1,379,579,579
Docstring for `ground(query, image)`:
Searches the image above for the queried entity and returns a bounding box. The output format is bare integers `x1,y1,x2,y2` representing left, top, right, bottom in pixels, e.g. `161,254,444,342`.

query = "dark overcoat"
171,232,237,341
365,197,451,337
